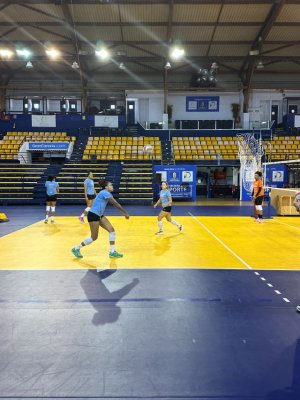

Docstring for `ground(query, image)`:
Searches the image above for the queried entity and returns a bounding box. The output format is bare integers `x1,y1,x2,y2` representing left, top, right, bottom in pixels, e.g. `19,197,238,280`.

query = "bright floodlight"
46,49,60,59
0,49,13,58
170,47,185,60
17,49,31,58
95,48,110,60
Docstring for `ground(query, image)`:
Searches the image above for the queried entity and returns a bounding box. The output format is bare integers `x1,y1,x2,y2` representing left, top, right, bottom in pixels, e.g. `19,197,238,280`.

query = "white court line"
260,277,266,281
267,283,273,287
274,290,282,295
283,298,290,303
271,219,300,232
188,212,253,270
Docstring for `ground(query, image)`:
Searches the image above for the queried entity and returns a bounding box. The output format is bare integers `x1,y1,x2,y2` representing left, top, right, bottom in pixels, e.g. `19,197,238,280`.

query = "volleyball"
143,145,153,153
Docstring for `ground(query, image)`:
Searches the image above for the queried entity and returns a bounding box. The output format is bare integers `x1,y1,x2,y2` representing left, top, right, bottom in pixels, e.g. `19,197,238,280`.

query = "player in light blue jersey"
154,181,182,235
79,171,97,223
72,180,129,259
44,176,59,224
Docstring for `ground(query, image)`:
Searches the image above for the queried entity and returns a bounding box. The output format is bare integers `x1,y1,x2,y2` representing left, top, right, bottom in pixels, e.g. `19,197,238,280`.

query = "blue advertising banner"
28,142,69,151
153,165,197,200
264,164,288,188
186,96,219,112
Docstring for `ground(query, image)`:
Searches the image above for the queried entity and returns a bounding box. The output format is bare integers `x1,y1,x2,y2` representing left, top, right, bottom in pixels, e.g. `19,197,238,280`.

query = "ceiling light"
71,61,79,69
46,48,60,59
17,49,31,58
95,48,110,60
257,61,264,69
119,62,125,70
164,61,171,70
249,49,259,56
170,46,185,60
25,61,33,69
211,62,218,69
0,49,13,59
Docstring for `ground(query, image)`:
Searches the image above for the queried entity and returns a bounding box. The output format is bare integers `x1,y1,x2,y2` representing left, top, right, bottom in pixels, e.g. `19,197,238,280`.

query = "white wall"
126,90,240,124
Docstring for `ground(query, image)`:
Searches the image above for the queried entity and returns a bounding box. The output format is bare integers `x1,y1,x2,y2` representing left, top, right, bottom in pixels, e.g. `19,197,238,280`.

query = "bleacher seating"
0,164,49,203
267,136,300,160
56,163,108,202
83,136,161,161
118,162,153,204
0,131,75,160
172,136,238,160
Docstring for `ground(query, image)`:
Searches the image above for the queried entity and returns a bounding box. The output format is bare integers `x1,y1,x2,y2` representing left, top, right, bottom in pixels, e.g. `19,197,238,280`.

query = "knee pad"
46,206,51,212
109,231,116,241
51,206,55,213
256,205,263,211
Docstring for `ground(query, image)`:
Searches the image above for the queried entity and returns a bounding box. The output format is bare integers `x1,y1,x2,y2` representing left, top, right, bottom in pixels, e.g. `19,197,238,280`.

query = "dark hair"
255,171,262,177
99,179,111,189
161,181,169,189
47,175,55,181
87,171,93,177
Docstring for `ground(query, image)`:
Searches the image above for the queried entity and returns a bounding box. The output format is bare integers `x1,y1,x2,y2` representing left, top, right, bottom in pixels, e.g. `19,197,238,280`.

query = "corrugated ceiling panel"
267,27,300,41
214,26,260,41
122,26,167,42
183,45,210,57
172,26,214,41
219,4,271,22
72,4,120,23
0,27,71,42
77,26,122,42
208,44,249,57
277,5,300,23
262,62,300,72
262,44,300,57
173,5,221,22
0,5,63,23
119,4,168,23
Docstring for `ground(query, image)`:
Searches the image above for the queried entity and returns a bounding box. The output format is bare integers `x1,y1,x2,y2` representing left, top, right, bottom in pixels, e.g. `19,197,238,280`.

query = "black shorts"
162,206,172,213
46,195,57,202
87,194,96,201
87,211,103,222
254,196,264,206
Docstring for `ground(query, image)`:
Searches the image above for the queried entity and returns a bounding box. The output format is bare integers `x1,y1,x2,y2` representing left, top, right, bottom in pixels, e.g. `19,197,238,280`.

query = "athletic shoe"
155,230,164,235
296,306,300,313
178,224,183,232
71,248,83,258
258,219,264,223
79,216,85,223
44,219,48,224
109,250,123,258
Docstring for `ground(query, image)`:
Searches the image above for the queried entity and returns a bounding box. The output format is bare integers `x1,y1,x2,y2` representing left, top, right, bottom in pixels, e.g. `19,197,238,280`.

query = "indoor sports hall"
1,1,300,400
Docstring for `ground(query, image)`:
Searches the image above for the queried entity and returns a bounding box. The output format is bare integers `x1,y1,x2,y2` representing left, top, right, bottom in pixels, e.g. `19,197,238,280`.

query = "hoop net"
237,133,264,192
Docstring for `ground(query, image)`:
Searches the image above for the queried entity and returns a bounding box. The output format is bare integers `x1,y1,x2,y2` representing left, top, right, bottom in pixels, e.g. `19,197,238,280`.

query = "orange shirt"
253,179,264,197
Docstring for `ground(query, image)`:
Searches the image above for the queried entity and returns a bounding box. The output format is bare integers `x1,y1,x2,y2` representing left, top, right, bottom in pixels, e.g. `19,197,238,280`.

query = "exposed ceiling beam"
0,27,18,41
166,0,174,43
240,0,286,91
30,25,71,41
0,0,295,4
0,3,10,13
1,39,300,46
205,2,223,57
1,21,300,27
18,3,64,23
261,40,300,55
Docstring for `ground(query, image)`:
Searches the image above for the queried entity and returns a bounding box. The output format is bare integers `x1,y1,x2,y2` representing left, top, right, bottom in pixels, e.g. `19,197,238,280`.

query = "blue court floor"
0,205,299,400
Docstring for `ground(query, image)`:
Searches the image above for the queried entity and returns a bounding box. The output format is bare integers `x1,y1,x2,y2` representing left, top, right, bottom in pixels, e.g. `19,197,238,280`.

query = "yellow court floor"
1,216,299,270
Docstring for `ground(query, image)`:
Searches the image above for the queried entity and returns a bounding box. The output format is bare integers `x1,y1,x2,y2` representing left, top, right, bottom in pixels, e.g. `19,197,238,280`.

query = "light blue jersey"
160,189,171,207
90,189,113,216
45,181,59,196
84,178,94,195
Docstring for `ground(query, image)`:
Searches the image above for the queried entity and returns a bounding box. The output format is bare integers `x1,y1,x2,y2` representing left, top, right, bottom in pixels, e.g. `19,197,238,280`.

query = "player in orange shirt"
252,171,264,223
